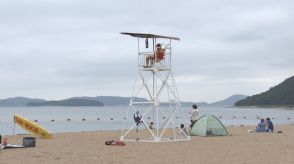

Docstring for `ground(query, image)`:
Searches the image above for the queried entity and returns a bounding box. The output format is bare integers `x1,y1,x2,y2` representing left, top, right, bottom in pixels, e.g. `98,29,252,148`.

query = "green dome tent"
190,115,229,136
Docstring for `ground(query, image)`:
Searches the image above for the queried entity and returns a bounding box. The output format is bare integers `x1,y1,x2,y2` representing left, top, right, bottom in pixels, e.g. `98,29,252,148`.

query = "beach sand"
1,125,294,164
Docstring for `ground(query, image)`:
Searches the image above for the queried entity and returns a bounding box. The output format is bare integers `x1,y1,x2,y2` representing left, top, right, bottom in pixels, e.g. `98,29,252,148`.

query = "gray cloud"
0,0,293,102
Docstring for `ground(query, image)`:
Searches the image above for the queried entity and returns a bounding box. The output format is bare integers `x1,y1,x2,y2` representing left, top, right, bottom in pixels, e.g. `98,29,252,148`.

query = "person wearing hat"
189,104,199,128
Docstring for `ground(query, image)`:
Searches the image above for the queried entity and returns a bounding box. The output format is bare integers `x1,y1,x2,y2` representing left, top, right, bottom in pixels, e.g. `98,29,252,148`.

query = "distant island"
0,97,46,106
208,94,248,107
70,96,147,106
0,95,246,107
27,98,104,106
3,75,294,107
2,75,294,107
0,96,139,107
235,76,294,106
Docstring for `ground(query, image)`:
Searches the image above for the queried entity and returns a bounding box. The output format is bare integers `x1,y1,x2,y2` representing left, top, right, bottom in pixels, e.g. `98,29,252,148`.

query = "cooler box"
23,137,36,147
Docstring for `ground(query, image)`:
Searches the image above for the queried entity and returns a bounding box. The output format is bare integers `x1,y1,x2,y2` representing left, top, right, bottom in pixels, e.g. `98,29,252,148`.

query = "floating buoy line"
27,116,292,123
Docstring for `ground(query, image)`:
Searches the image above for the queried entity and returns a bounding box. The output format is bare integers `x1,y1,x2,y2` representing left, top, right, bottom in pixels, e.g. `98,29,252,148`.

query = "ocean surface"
0,106,294,135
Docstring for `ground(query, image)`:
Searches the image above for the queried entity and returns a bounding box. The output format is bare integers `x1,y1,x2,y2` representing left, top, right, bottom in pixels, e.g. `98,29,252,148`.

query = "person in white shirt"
190,104,198,128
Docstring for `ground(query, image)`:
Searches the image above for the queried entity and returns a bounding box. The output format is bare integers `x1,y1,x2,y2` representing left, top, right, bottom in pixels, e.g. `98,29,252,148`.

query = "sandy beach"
1,125,294,164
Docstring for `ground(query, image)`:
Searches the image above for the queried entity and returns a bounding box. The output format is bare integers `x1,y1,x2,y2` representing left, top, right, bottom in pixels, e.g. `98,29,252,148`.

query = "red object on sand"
3,138,8,146
105,140,125,146
113,141,125,146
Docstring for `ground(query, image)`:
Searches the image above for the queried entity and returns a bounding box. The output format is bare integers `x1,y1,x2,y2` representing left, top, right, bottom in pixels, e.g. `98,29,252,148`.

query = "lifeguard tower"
120,32,190,142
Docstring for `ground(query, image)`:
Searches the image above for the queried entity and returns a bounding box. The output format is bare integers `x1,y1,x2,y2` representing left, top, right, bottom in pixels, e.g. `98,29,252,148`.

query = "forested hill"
235,76,294,106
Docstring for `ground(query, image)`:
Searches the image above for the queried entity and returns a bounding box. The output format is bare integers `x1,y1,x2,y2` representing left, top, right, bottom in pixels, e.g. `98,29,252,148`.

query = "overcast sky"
0,0,293,102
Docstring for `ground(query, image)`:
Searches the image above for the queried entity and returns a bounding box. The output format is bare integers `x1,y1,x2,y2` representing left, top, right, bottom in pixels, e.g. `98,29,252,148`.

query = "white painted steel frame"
120,35,190,142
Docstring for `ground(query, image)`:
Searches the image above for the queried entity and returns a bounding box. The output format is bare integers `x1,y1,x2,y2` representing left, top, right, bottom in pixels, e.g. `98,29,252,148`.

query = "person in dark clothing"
256,118,267,132
266,117,274,132
134,111,142,126
180,124,188,135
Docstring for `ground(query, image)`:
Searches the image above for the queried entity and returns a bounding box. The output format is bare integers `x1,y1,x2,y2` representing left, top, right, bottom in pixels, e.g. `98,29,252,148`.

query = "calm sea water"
0,106,294,135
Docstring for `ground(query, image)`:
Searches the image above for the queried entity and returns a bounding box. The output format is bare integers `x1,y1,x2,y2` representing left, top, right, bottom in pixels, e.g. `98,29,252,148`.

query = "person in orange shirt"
146,44,165,67
155,43,165,62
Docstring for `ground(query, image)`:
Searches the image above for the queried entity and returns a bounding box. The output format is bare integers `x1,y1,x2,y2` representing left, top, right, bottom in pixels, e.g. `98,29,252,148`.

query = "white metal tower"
120,32,190,142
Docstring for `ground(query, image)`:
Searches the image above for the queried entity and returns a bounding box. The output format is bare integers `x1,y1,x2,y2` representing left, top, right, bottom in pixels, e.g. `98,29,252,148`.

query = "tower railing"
138,46,171,69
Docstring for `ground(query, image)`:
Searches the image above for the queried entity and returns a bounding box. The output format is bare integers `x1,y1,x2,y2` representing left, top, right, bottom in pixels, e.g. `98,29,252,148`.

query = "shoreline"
233,105,294,109
1,125,294,164
2,121,294,137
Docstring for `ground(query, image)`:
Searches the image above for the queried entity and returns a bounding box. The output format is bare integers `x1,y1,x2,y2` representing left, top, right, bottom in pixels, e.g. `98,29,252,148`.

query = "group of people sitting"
256,117,274,132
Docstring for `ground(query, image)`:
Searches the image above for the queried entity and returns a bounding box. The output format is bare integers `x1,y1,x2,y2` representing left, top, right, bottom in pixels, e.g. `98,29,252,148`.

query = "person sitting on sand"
180,124,188,135
149,122,154,129
256,118,267,132
266,117,274,132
